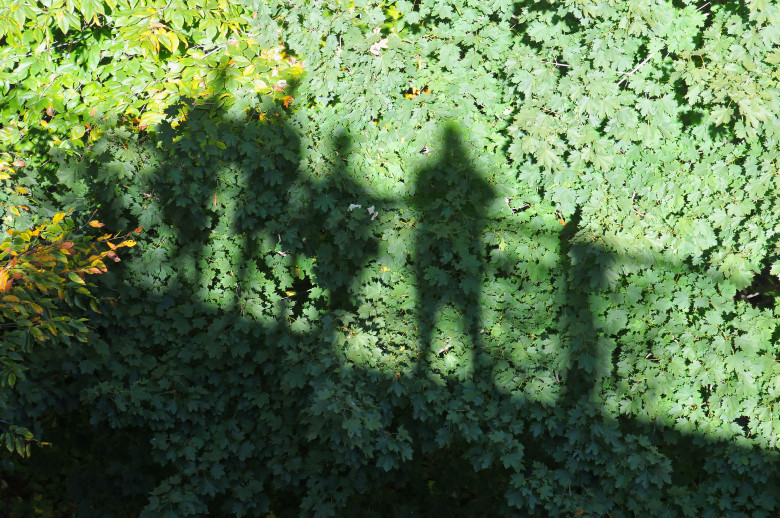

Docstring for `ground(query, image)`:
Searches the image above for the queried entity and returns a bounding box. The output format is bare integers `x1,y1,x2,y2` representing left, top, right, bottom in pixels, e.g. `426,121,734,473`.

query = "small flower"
369,38,389,56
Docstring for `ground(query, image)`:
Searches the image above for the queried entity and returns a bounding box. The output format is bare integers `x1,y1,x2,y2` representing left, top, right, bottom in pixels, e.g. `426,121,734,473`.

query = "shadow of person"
226,100,304,319
286,127,381,316
396,125,515,513
77,87,317,513
152,97,223,298
412,124,497,389
269,127,392,499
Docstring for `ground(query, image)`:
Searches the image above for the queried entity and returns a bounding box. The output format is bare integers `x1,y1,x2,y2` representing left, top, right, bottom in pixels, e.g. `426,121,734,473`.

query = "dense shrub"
3,0,780,516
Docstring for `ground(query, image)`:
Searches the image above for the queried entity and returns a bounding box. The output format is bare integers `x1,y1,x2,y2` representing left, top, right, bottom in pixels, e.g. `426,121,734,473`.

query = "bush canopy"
3,0,780,516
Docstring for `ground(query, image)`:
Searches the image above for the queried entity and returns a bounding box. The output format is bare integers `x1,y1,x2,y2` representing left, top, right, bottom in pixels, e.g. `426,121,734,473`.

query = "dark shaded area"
4,91,780,518
737,263,780,310
0,403,161,517
412,125,495,384
288,128,382,315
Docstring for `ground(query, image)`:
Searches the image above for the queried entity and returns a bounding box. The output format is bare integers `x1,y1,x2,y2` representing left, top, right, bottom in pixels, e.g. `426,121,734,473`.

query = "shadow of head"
413,124,496,220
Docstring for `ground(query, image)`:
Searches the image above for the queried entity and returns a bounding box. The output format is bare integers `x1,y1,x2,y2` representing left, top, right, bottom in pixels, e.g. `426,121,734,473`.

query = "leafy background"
3,0,780,516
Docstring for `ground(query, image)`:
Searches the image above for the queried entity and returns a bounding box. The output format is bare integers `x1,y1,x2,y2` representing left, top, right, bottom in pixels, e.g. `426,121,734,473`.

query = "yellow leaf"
149,34,160,54
139,110,165,128
68,272,85,285
88,220,105,228
52,212,65,224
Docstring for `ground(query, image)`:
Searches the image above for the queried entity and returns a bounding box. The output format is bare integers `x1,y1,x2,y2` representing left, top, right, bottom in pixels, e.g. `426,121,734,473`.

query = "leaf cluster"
0,0,302,162
5,0,780,517
0,158,137,458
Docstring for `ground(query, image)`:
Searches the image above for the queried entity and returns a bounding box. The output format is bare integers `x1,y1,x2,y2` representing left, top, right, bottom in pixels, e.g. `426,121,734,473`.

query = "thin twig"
437,344,452,356
199,43,231,59
617,51,658,86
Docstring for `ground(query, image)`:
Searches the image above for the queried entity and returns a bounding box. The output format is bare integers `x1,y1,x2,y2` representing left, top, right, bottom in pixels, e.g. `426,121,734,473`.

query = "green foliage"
0,0,301,170
0,157,137,458
5,0,780,516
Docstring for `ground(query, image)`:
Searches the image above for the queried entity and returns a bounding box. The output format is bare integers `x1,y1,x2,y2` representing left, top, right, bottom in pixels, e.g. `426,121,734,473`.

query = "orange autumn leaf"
0,273,11,293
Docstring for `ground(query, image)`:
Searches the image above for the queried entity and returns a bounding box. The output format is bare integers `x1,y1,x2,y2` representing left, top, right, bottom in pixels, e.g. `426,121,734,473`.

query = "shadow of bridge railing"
47,95,780,517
